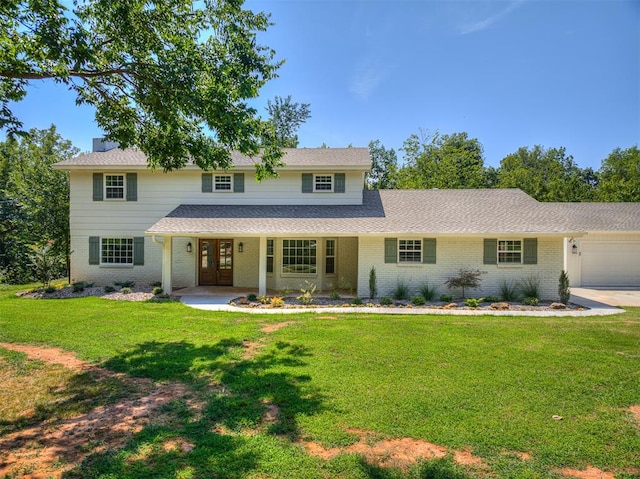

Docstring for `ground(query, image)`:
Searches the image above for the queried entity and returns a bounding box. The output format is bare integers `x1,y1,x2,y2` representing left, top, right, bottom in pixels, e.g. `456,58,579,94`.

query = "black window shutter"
93,173,103,201
523,238,538,264
384,238,397,263
233,173,245,193
89,236,100,264
423,238,436,264
202,173,213,193
126,173,137,201
133,237,145,265
334,173,345,193
302,173,313,193
483,239,497,264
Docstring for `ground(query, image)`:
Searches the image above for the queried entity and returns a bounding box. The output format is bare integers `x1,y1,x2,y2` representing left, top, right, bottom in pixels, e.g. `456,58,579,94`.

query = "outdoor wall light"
572,243,578,254
186,242,192,253
238,242,244,253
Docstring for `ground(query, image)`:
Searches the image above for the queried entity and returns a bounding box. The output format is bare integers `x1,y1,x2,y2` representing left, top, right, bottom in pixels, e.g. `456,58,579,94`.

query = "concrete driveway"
570,288,640,307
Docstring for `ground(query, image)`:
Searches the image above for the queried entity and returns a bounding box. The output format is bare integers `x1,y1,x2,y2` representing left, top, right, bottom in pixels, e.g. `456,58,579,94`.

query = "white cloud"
458,0,525,35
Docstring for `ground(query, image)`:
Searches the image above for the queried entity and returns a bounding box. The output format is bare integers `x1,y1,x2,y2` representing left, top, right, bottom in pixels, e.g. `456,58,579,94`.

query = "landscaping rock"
550,302,567,310
490,302,510,310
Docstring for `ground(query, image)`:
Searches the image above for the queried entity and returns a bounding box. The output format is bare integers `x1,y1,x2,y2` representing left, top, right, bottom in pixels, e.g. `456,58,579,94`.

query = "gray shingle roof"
550,202,640,232
147,189,589,236
55,147,371,169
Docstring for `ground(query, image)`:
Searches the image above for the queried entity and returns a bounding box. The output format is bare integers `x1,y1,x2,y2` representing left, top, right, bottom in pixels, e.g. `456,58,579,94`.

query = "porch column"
162,236,173,294
258,236,267,296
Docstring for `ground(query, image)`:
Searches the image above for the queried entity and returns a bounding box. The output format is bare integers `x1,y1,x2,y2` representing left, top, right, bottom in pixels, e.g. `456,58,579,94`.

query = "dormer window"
314,175,333,192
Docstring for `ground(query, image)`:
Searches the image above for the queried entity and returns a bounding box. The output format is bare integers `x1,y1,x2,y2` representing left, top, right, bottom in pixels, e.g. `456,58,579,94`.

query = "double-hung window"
282,239,317,274
105,174,125,199
266,239,274,274
101,238,134,265
398,239,422,263
325,239,336,274
214,175,232,191
314,175,333,192
498,240,522,264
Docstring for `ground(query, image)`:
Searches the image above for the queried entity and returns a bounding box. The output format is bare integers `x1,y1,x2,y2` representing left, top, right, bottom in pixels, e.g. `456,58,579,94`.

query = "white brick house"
54,142,640,299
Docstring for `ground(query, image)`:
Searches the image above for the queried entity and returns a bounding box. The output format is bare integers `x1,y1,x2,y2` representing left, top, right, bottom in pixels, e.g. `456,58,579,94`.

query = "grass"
1,282,639,478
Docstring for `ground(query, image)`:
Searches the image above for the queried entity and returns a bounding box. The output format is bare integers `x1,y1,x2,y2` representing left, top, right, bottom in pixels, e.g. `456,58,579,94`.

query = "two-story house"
54,140,640,299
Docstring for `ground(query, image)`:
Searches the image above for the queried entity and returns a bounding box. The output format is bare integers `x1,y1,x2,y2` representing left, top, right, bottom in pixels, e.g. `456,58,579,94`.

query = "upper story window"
101,238,133,264
498,240,522,264
214,175,232,191
105,174,125,199
314,175,333,192
398,239,422,263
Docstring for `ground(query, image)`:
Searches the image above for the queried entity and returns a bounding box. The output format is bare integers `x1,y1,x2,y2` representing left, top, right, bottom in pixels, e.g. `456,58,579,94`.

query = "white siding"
357,236,564,301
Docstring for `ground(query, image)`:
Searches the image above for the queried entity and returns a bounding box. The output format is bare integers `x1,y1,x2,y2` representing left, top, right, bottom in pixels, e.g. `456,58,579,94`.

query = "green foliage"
368,266,377,299
597,146,640,201
366,139,399,189
265,95,311,148
119,287,132,295
104,285,115,293
499,280,520,301
269,296,284,308
1,0,283,176
28,240,65,288
558,270,571,304
483,295,501,302
115,280,135,288
72,281,93,292
464,298,481,308
328,290,340,300
419,282,438,301
296,281,316,305
523,296,539,306
392,281,409,300
258,295,270,305
351,297,363,305
411,295,425,306
445,268,485,298
247,293,257,302
152,286,163,295
520,275,541,300
0,126,76,283
379,296,393,306
439,294,453,302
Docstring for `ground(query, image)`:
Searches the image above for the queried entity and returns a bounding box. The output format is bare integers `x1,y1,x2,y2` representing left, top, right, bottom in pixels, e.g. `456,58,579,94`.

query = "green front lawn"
1,283,639,478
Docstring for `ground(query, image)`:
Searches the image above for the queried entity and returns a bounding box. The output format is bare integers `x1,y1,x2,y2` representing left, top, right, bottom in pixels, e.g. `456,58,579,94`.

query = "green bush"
247,293,257,302
120,287,132,295
297,280,316,305
520,275,540,300
558,270,571,304
104,285,115,293
329,290,341,300
464,298,481,308
379,296,393,306
439,294,453,302
258,295,270,304
393,281,409,300
115,280,135,288
72,281,91,293
483,295,500,302
419,282,438,301
351,297,363,305
44,285,56,294
152,286,163,295
411,295,425,306
523,296,539,306
369,266,377,299
499,280,520,301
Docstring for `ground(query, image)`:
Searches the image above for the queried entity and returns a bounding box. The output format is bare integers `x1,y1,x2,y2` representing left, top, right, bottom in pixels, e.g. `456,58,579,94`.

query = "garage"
580,240,640,287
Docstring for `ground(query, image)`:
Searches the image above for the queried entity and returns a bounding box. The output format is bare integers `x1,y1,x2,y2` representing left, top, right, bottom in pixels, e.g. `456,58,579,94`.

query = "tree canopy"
596,146,640,201
367,140,398,189
265,95,311,148
1,0,283,177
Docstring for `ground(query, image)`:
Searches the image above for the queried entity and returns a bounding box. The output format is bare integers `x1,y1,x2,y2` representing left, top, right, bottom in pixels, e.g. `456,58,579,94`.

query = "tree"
1,0,283,177
496,146,596,202
396,130,488,189
596,146,640,201
366,140,398,189
265,95,311,148
0,126,77,283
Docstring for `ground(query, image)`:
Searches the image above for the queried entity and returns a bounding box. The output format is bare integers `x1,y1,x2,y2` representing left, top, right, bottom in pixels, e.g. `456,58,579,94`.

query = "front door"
199,239,233,286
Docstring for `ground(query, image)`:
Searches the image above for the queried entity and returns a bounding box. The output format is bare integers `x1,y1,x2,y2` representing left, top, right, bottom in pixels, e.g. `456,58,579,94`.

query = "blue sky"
8,0,639,169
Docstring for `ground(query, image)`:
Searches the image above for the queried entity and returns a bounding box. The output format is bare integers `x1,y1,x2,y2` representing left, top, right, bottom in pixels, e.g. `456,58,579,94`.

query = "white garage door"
580,241,640,287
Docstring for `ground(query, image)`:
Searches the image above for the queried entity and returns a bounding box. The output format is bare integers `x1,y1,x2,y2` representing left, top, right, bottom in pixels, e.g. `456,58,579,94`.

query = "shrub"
445,268,486,298
558,270,571,304
279,286,293,296
411,295,425,306
258,295,270,304
152,281,162,287
439,294,453,302
297,280,316,305
464,298,481,308
483,295,501,303
393,281,409,300
115,280,135,288
369,266,377,299
499,280,520,301
379,296,393,306
104,285,116,293
523,296,539,306
329,290,341,300
152,286,163,295
44,285,56,294
520,275,540,300
338,277,353,295
72,281,87,293
27,240,66,288
351,297,363,305
270,296,285,308
247,293,257,302
419,282,438,301
120,287,132,294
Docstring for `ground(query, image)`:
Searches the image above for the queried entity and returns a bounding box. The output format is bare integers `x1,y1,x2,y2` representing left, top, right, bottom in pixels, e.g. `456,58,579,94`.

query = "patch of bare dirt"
260,321,293,333
629,405,640,422
555,466,616,479
0,343,198,478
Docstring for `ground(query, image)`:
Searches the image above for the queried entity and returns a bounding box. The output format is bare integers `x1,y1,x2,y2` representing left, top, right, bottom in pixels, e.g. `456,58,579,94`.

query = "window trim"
104,173,126,200
398,239,422,264
313,174,334,193
266,238,274,275
100,237,134,266
282,239,317,275
497,239,523,265
214,174,233,192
